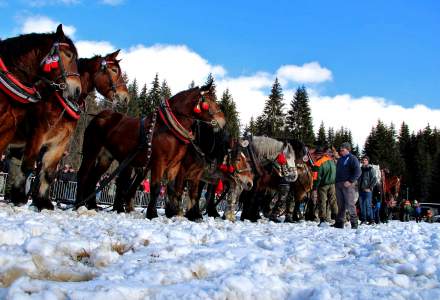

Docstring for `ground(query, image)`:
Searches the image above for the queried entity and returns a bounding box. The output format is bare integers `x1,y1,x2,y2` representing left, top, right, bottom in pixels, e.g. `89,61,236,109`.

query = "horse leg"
31,137,70,211
206,184,221,218
124,168,146,213
223,182,242,222
185,180,203,221
7,148,27,205
166,169,184,218
113,166,134,213
163,162,183,217
147,162,167,219
284,187,296,223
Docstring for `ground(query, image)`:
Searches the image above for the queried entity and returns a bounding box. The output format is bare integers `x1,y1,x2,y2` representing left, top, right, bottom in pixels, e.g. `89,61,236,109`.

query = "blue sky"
1,0,439,144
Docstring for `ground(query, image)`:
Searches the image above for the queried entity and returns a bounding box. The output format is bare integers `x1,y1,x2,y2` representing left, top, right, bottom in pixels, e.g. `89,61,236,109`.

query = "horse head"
94,50,129,107
194,81,225,131
281,142,298,182
47,24,82,102
230,139,254,191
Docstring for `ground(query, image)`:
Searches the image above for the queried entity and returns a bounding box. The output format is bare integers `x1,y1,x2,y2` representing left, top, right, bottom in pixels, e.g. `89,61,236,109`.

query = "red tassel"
228,165,235,173
215,179,224,196
193,104,201,114
50,56,59,69
43,62,52,73
219,164,228,172
201,102,209,111
276,153,287,165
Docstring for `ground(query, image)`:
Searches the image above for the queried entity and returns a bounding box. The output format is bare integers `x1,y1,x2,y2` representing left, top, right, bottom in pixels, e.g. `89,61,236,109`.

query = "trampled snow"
0,202,439,300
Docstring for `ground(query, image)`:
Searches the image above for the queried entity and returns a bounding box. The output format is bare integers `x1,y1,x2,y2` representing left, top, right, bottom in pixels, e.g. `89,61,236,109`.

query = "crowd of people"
311,142,435,228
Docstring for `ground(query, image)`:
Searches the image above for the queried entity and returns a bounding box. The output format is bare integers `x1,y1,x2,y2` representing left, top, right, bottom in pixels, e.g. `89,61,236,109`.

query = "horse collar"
158,98,194,144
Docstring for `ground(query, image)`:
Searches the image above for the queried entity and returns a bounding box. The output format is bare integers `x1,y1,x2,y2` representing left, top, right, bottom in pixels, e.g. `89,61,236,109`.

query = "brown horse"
0,25,81,157
382,169,401,207
170,130,254,221
75,82,225,219
8,51,128,209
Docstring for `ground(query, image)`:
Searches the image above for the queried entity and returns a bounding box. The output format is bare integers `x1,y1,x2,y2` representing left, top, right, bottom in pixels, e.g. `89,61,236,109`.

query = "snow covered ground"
0,202,440,300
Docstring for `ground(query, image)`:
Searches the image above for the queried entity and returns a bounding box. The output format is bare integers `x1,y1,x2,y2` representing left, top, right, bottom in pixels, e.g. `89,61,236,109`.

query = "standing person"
372,184,382,224
402,199,412,222
413,200,422,223
311,145,337,227
334,142,361,229
358,156,377,225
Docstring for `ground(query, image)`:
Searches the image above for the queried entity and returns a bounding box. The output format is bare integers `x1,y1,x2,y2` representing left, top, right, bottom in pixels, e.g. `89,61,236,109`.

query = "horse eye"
111,68,118,74
65,51,73,59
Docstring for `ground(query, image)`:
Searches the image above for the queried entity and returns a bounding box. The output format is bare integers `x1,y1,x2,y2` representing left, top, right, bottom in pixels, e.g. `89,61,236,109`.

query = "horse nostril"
247,182,253,189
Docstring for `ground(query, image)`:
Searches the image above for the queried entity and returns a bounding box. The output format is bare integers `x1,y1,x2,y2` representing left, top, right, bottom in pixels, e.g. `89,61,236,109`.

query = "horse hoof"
33,201,55,211
146,210,158,219
207,210,221,218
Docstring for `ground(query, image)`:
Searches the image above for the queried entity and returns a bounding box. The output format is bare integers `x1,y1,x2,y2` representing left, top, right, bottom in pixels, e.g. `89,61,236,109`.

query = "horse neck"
0,35,54,83
168,91,196,130
78,58,100,98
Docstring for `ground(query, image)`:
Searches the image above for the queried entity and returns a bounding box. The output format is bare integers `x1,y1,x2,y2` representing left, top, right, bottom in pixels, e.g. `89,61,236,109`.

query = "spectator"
426,209,433,223
0,154,9,173
413,200,422,223
402,199,412,222
372,184,382,224
334,142,361,229
310,145,338,227
358,156,377,225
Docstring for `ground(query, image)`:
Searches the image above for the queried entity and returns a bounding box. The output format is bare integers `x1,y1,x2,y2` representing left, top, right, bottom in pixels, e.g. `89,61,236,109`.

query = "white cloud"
20,15,76,37
100,0,124,5
119,44,226,91
308,91,440,146
276,62,332,84
76,40,116,57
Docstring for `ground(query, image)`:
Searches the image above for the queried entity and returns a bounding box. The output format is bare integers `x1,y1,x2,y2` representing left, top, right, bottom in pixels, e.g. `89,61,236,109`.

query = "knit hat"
340,142,351,151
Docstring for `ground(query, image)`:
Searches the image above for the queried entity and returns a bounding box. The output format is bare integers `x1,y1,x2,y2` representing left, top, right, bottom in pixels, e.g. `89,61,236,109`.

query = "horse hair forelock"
252,136,287,161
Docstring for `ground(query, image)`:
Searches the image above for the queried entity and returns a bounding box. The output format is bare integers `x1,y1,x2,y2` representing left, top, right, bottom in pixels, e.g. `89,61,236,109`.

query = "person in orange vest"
311,145,338,227
402,199,413,222
426,209,433,223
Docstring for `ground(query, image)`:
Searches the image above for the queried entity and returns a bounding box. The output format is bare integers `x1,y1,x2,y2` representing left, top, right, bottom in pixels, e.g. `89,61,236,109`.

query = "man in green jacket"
312,146,338,226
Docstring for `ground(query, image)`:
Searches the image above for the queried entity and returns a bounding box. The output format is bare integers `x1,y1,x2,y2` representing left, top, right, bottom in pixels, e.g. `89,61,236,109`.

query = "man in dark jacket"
334,142,361,229
312,146,337,226
358,156,377,224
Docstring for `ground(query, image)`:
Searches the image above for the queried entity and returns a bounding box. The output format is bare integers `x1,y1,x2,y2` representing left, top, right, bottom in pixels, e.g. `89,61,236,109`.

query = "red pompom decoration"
276,153,287,165
50,56,59,69
215,179,224,196
228,165,235,173
43,62,52,73
193,104,201,114
219,164,228,172
201,102,209,111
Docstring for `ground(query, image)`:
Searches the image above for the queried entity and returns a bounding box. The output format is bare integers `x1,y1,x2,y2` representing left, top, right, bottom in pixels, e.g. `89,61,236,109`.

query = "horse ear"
106,49,121,60
55,24,65,38
200,79,213,94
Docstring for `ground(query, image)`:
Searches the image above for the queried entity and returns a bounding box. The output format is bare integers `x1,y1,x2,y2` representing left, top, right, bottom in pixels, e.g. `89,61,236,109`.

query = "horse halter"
40,42,80,91
99,59,126,99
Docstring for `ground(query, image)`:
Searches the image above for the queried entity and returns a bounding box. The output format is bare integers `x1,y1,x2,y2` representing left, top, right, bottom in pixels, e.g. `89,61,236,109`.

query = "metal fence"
0,172,225,211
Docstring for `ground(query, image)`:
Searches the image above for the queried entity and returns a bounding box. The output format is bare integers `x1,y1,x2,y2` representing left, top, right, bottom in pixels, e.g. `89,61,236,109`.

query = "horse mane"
78,56,101,73
0,32,76,61
285,138,307,158
251,136,285,161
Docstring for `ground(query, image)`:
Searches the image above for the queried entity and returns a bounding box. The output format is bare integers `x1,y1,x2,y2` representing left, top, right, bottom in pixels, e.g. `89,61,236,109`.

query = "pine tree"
316,122,327,146
127,78,140,117
188,80,195,89
160,79,172,101
286,86,314,145
138,83,150,117
145,73,161,116
205,73,217,100
327,127,335,147
219,89,240,138
244,117,257,137
255,78,285,137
